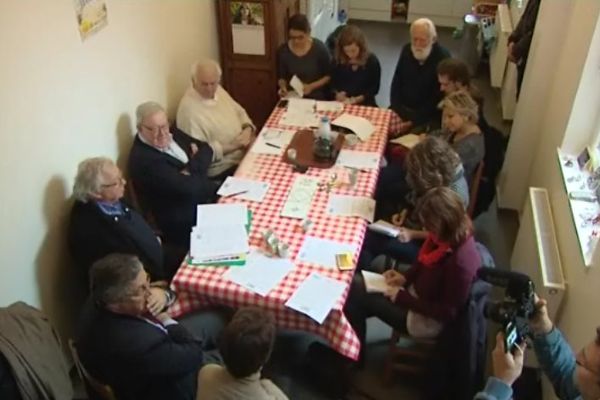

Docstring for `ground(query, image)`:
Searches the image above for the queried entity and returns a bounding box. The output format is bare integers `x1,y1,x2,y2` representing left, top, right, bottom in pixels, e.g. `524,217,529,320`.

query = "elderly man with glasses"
176,59,255,180
76,254,224,400
128,101,218,247
476,296,600,400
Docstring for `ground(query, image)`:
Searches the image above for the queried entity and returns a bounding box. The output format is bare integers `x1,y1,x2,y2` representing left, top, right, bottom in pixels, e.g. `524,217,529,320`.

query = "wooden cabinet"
408,0,472,27
349,0,393,22
216,0,300,128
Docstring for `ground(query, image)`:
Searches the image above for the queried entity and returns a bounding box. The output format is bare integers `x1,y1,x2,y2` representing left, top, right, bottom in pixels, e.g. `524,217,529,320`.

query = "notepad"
361,270,392,294
285,272,347,324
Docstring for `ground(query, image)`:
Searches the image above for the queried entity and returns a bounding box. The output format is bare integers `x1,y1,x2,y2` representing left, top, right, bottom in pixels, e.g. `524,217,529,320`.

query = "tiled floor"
264,20,520,400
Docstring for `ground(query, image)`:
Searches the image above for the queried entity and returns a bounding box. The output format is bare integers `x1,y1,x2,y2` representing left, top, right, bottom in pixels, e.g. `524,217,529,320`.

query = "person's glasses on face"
289,33,306,42
142,124,169,136
101,177,126,189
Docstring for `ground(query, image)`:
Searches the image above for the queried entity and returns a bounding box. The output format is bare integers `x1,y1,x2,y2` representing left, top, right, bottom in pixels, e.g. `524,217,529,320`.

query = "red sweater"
394,236,481,322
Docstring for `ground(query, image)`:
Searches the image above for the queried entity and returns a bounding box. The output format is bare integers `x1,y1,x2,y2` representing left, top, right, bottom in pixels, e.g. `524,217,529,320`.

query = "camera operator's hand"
492,332,526,386
529,295,553,336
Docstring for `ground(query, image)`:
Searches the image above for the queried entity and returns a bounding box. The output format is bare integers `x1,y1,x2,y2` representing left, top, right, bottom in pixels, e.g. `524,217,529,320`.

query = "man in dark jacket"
77,254,217,400
390,18,450,132
128,101,218,246
508,0,541,96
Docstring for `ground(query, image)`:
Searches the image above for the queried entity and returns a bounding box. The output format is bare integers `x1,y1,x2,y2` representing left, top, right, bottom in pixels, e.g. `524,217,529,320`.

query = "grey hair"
135,101,165,129
190,59,223,83
72,157,114,202
411,18,437,41
90,254,143,307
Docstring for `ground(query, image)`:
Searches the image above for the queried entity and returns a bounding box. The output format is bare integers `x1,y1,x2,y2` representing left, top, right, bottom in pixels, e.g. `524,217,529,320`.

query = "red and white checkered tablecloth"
170,104,393,360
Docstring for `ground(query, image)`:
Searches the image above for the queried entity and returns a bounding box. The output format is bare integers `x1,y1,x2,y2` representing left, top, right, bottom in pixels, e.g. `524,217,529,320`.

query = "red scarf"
417,234,452,267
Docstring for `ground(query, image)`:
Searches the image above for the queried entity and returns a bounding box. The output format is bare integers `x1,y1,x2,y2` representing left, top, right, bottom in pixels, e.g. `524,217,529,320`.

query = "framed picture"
230,2,266,55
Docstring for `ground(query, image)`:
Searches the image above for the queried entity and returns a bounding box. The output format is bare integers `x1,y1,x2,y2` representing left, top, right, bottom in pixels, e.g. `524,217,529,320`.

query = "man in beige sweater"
177,59,255,179
196,307,287,400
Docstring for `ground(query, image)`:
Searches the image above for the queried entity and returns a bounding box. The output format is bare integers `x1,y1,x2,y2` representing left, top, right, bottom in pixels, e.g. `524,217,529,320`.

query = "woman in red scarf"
345,186,481,363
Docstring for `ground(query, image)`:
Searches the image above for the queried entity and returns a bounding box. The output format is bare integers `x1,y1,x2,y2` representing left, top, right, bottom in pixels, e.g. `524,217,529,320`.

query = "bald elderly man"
390,18,450,132
176,59,255,180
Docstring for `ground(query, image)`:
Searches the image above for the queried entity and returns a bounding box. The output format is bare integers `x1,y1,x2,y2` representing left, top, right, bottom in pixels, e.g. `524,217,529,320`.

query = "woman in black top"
331,25,381,107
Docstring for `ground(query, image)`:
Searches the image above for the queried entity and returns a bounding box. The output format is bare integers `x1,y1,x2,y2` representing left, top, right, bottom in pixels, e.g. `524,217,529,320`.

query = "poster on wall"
230,2,265,55
73,0,108,41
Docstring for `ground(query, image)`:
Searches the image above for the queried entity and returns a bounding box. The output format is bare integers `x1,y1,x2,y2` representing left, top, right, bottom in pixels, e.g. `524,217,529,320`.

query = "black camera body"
478,268,536,352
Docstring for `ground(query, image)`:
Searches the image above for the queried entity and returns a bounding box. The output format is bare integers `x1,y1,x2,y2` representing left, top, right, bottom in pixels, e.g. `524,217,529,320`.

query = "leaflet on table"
389,133,421,149
196,203,248,227
361,270,392,294
331,113,375,141
189,224,249,261
336,150,380,170
251,128,295,155
279,110,320,128
280,176,319,219
367,220,400,238
217,177,270,203
223,249,295,296
285,272,347,324
289,75,305,98
327,194,376,222
296,236,357,269
316,101,344,113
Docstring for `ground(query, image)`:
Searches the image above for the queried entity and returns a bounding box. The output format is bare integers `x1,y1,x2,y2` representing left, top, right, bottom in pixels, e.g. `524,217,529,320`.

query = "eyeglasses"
101,177,126,188
142,124,169,135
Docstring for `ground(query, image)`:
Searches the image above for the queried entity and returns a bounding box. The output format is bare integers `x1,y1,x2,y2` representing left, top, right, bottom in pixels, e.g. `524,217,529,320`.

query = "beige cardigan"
196,364,288,400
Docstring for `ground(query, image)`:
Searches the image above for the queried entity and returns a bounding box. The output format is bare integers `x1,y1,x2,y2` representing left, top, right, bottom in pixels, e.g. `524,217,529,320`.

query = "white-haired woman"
68,157,181,313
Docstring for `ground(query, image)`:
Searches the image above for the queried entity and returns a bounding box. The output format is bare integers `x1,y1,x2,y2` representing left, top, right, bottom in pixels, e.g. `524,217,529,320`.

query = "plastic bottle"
317,116,332,140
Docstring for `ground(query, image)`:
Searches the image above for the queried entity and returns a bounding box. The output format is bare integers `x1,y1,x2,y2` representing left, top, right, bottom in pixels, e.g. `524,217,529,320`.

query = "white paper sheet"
280,176,319,219
336,150,380,170
217,177,270,203
251,128,295,155
361,270,391,294
367,220,400,237
389,133,421,149
332,113,375,141
285,272,347,324
279,110,320,128
288,98,316,113
196,203,248,227
223,249,294,296
316,101,344,113
290,75,304,98
190,225,249,261
327,195,376,222
296,236,356,269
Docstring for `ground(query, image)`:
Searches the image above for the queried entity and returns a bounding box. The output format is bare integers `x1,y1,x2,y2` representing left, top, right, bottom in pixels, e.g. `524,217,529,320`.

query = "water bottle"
317,116,332,140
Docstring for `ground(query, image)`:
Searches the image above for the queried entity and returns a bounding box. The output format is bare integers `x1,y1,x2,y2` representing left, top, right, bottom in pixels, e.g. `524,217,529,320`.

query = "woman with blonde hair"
345,187,481,363
432,90,484,182
330,25,381,106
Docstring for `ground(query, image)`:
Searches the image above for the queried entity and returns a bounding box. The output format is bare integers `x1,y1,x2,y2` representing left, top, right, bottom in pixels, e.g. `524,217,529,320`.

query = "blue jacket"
475,328,582,400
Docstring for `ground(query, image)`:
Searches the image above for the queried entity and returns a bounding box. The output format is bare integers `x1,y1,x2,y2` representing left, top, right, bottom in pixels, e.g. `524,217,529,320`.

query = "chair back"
68,339,117,400
126,179,161,234
467,161,485,217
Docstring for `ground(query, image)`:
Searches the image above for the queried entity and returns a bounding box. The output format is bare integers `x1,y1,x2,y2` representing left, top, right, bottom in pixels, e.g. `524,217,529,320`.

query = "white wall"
0,0,218,339
498,1,600,398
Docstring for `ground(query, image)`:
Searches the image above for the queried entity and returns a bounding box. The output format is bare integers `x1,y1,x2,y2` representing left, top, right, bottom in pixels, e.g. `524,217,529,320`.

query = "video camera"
478,268,536,352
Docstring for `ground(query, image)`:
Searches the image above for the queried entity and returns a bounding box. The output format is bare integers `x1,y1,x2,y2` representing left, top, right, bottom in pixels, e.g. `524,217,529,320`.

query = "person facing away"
277,13,331,100
197,307,288,400
330,24,381,107
76,254,206,400
128,101,217,246
390,18,450,133
176,59,256,180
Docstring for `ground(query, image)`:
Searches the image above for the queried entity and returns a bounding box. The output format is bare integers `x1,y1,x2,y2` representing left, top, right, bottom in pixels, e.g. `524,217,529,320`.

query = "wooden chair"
467,161,485,218
383,330,436,385
68,339,117,400
126,178,161,235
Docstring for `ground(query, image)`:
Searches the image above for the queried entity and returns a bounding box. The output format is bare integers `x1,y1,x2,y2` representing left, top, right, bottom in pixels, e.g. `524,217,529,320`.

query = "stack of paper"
327,195,376,222
217,177,270,203
190,204,250,265
285,272,347,324
336,150,380,170
223,249,295,296
332,113,375,141
389,133,421,149
251,128,295,155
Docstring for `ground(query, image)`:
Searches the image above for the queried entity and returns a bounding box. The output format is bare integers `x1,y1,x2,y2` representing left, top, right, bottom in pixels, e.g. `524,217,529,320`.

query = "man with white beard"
389,18,450,133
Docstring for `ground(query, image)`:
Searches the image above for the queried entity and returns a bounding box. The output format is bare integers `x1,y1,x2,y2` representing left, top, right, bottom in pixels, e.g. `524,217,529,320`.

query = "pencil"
266,142,281,149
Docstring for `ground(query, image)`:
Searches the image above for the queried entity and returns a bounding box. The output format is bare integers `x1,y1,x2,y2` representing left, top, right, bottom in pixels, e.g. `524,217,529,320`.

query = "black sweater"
330,53,381,107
